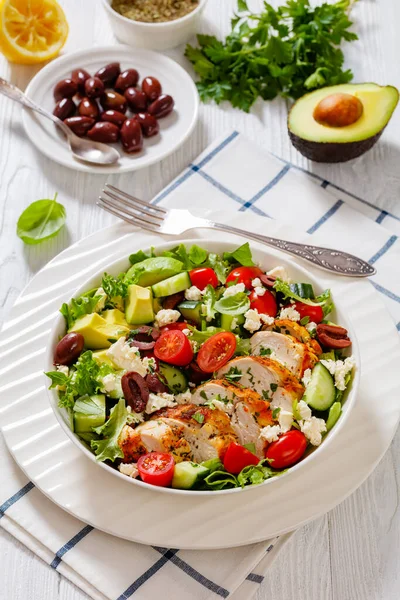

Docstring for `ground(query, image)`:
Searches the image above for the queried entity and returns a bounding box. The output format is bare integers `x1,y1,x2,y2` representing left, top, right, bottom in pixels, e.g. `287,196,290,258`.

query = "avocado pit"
313,93,363,128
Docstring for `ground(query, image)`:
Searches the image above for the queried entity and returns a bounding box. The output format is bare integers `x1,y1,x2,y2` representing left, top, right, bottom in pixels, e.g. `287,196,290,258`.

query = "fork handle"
212,222,376,277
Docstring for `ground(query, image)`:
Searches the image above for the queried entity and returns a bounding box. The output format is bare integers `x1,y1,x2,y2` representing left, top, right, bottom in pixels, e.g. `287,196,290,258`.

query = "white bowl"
102,0,208,50
45,239,360,496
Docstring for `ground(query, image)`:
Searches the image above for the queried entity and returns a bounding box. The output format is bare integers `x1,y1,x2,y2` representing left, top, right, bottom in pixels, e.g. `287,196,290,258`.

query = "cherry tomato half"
160,322,190,333
226,266,264,290
223,442,259,474
293,301,324,324
137,452,175,487
189,267,218,290
154,330,193,366
197,331,236,373
265,430,307,469
249,289,277,317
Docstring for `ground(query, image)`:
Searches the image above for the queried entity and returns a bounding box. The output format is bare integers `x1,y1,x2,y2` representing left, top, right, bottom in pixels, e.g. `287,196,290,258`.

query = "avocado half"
288,83,399,163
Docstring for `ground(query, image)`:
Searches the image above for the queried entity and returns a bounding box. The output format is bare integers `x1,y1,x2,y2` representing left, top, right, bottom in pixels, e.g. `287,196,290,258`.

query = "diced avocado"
220,313,245,332
178,301,202,326
102,308,128,327
153,297,163,314
288,83,399,162
172,461,210,489
152,272,191,298
73,394,106,433
92,349,115,367
125,284,154,325
159,362,188,394
69,313,130,349
126,257,183,287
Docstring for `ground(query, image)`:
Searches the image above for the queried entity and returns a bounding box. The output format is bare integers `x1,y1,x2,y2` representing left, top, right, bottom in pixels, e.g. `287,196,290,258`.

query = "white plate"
22,46,199,174
1,214,400,549
45,239,360,496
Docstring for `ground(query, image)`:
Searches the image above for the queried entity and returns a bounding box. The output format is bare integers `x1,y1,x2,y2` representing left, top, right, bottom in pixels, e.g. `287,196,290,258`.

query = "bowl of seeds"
102,0,208,50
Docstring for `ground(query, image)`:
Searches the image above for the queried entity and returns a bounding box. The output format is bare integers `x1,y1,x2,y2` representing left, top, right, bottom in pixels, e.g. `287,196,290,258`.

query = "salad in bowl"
46,241,355,492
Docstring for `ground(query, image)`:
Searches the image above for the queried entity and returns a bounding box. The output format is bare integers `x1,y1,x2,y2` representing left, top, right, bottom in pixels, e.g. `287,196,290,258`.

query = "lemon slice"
0,0,68,64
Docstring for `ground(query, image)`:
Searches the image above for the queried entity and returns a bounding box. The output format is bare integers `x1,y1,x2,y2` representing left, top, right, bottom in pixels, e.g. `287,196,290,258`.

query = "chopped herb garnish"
300,316,310,326
260,347,272,356
200,390,208,400
272,407,281,419
192,412,205,424
270,383,278,392
224,366,242,384
262,390,270,400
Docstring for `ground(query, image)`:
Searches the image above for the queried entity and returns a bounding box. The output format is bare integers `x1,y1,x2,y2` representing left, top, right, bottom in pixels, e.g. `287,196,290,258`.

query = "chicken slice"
267,319,322,355
119,419,192,464
231,395,275,458
191,379,261,406
250,331,318,377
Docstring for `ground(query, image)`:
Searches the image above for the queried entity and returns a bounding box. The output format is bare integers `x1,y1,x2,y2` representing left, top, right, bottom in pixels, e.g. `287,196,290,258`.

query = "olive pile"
52,62,175,153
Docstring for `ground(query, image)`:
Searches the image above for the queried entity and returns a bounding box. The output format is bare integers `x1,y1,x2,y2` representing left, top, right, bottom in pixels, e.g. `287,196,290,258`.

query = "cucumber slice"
159,362,188,393
290,283,315,299
172,461,210,489
73,394,106,433
178,301,202,326
152,272,191,298
326,402,342,431
220,313,245,332
303,363,335,411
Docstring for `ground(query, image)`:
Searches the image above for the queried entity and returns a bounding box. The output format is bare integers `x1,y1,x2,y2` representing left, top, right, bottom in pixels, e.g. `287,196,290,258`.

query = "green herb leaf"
224,366,242,384
192,411,205,424
300,316,310,326
91,399,128,463
223,243,254,267
243,442,256,454
17,193,66,245
45,371,69,388
215,292,250,316
260,347,272,356
272,407,281,419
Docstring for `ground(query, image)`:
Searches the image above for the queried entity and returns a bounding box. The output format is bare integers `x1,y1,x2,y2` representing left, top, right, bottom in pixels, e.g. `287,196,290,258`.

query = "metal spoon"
0,77,120,166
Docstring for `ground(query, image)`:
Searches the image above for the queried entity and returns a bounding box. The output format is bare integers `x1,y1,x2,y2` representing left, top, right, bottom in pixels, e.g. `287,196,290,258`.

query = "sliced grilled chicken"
191,379,261,406
266,319,322,355
119,404,238,464
216,356,304,402
250,331,318,377
231,396,274,457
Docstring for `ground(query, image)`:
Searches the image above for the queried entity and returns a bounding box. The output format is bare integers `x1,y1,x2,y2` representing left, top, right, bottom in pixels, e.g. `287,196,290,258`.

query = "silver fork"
97,184,376,277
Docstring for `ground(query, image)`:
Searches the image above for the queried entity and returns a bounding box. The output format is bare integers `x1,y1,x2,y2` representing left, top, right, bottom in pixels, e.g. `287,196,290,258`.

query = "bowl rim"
45,238,360,496
102,0,208,28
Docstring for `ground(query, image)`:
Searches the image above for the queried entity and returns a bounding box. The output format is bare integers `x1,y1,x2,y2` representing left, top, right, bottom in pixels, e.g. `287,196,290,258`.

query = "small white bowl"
102,0,208,50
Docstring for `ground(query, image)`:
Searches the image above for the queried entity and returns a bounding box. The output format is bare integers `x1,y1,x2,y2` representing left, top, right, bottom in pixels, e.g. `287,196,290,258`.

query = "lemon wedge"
0,0,68,64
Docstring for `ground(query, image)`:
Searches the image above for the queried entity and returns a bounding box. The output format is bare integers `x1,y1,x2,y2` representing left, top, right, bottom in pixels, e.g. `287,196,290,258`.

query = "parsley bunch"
185,0,358,112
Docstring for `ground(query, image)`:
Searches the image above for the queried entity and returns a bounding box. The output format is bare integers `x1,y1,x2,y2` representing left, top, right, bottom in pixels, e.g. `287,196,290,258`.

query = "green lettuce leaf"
188,244,208,266
223,242,254,266
60,291,102,330
91,399,128,463
102,272,128,299
208,252,230,284
274,279,334,316
214,292,250,315
202,284,217,322
237,459,283,488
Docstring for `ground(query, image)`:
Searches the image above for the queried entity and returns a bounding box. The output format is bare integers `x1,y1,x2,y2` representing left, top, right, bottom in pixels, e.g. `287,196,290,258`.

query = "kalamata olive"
135,112,160,137
78,97,100,120
120,118,143,153
142,76,162,101
115,68,139,92
87,121,120,143
84,77,105,99
95,62,121,86
121,372,149,413
53,98,76,120
54,332,85,365
100,110,127,128
124,87,148,112
71,68,91,93
54,78,78,102
148,94,174,119
63,116,95,136
146,372,168,394
100,90,127,113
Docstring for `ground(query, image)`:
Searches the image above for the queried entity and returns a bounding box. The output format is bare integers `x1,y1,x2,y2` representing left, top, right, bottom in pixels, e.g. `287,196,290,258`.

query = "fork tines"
98,183,165,232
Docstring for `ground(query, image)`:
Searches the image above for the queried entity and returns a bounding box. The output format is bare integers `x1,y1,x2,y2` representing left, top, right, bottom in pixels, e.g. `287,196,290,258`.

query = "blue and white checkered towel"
1,131,399,600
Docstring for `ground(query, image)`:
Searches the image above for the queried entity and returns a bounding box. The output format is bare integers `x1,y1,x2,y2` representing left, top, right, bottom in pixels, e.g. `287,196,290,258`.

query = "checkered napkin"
1,131,399,600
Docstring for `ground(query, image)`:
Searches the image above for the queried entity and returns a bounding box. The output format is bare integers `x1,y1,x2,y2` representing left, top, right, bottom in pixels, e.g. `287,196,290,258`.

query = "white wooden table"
1,1,399,599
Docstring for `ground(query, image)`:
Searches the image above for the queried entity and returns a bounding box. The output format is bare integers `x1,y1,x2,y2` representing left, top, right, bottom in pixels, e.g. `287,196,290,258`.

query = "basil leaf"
91,399,128,463
188,244,208,266
215,292,250,315
223,242,254,266
17,193,66,245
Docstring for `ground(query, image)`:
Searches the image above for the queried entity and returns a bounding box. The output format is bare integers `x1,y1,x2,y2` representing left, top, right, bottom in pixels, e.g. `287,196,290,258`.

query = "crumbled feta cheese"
260,424,281,443
278,409,293,433
279,306,301,322
302,368,312,388
142,356,156,374
251,278,266,296
190,340,199,353
185,286,202,301
145,392,177,414
212,399,234,415
231,317,238,331
306,321,317,333
260,313,274,326
106,337,146,375
182,329,191,337
267,266,290,282
126,406,145,424
94,287,107,312
244,309,262,333
300,416,326,446
297,400,312,420
100,373,117,393
252,278,262,288
119,463,139,478
254,286,266,296
175,389,192,404
154,309,181,328
223,283,246,297
55,364,69,391
320,356,355,391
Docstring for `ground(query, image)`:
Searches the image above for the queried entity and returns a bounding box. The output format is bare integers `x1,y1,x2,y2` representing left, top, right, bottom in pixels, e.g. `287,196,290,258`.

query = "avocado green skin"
288,127,384,163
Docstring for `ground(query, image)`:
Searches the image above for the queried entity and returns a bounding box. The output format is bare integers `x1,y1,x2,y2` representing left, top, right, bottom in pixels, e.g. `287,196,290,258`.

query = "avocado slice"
125,257,183,287
102,308,128,327
69,313,130,349
288,83,399,162
125,284,154,325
